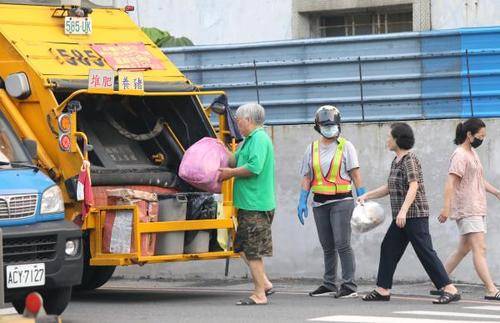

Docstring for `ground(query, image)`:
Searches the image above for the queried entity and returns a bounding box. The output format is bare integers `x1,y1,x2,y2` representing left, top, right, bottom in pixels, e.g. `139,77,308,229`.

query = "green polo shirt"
233,127,276,211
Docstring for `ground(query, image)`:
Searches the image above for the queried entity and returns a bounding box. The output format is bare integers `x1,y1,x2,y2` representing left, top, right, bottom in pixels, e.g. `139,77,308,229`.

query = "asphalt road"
3,279,500,323
60,280,500,323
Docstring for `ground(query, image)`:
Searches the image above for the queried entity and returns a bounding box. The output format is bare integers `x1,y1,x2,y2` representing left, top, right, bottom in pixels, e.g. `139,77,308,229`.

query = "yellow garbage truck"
0,0,238,301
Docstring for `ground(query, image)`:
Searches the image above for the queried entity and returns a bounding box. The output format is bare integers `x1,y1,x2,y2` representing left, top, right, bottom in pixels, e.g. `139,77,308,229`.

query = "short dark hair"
390,123,415,150
454,118,486,145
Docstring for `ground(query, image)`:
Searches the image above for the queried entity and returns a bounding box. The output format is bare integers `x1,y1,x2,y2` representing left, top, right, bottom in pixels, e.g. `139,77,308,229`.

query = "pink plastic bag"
179,137,229,193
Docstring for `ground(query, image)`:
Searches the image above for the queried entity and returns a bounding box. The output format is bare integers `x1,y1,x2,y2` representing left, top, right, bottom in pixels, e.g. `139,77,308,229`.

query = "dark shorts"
234,209,274,260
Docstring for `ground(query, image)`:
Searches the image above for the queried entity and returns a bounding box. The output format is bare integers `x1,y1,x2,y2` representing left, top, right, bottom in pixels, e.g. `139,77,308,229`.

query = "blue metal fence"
163,27,500,124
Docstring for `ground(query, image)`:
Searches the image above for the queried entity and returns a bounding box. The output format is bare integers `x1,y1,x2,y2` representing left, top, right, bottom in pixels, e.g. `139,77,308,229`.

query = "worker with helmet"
298,105,366,298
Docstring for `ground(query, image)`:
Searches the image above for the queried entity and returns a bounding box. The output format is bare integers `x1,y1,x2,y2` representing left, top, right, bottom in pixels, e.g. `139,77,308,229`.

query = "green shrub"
142,27,194,47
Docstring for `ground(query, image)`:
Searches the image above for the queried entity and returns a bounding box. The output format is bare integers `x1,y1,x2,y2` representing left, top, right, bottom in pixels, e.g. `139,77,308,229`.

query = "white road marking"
465,305,500,311
395,310,500,319
308,315,498,323
0,307,17,315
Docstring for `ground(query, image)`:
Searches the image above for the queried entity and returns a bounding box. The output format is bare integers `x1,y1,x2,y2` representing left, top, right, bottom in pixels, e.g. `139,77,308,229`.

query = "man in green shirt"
219,102,276,306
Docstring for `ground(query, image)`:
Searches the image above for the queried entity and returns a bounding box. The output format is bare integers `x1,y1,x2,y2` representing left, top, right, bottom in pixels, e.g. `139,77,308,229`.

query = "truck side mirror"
23,139,38,159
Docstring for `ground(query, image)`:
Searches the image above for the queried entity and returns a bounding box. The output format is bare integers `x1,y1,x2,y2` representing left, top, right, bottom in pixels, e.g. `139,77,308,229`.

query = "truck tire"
41,287,72,315
12,287,72,316
12,299,24,314
78,263,116,291
75,232,116,291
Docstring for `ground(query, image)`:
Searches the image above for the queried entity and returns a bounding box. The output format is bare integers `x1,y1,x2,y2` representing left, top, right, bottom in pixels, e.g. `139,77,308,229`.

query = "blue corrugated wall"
163,27,500,124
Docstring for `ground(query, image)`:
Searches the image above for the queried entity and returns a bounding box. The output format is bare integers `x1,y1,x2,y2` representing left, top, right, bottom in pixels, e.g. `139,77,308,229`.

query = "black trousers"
377,217,451,290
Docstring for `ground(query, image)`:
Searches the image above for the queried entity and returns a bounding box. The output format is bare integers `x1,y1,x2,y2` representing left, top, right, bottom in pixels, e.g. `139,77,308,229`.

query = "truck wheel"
41,287,72,315
78,264,116,291
12,298,25,314
75,232,116,291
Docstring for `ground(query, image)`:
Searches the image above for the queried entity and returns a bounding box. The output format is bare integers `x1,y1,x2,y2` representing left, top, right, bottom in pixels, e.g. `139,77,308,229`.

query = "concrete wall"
109,0,293,45
431,0,500,30
103,0,500,45
116,118,500,284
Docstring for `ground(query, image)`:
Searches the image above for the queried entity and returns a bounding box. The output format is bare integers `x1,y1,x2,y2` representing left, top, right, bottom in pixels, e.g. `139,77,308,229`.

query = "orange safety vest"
310,138,352,195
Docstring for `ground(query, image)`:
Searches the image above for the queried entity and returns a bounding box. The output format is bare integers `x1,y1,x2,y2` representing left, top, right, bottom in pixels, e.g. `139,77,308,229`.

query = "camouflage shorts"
234,209,274,260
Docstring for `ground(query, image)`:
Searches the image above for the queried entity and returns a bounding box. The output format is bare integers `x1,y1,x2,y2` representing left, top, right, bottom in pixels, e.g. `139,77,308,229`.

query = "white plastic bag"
351,201,385,233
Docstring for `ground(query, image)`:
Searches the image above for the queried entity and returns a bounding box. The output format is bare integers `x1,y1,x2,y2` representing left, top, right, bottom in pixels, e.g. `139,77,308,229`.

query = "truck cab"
0,107,82,315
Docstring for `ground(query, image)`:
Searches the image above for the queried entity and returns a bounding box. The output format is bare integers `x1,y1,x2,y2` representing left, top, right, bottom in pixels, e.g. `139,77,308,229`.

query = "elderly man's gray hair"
235,102,265,126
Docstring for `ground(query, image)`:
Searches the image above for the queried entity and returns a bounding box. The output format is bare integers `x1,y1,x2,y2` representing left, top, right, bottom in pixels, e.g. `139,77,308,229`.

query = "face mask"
471,137,483,148
320,125,339,139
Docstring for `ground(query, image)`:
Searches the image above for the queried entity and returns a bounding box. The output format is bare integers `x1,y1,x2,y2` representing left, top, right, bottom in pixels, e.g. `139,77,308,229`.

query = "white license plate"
64,16,92,35
6,263,45,289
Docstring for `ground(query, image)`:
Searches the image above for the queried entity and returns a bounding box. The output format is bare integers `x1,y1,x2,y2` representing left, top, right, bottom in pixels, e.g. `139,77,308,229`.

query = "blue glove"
297,189,309,225
356,187,367,197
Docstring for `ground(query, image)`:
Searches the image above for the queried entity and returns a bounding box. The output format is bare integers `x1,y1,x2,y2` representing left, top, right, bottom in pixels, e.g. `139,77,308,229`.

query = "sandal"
236,297,268,306
430,289,444,296
433,291,461,304
362,290,390,301
265,288,275,296
485,291,500,300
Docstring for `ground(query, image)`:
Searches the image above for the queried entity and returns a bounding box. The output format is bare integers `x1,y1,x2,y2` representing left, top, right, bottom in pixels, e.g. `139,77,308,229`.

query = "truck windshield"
0,112,31,164
0,1,108,7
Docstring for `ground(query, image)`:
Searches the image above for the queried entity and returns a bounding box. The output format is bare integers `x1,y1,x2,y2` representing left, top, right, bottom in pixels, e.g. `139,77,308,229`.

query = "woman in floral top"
359,123,460,304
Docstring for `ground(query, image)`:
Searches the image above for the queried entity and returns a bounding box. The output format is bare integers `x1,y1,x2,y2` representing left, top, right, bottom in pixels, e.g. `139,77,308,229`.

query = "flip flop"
265,288,275,296
236,297,268,306
433,292,461,304
485,291,500,300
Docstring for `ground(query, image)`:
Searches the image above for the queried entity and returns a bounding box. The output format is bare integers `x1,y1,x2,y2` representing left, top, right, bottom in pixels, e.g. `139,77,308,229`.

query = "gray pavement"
52,278,500,323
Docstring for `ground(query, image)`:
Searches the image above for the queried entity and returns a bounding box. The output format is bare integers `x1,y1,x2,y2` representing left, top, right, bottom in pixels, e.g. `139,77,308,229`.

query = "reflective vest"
310,138,352,195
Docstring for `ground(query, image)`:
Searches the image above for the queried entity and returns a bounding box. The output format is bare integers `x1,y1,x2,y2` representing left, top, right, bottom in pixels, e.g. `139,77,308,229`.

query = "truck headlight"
40,185,64,214
65,239,80,257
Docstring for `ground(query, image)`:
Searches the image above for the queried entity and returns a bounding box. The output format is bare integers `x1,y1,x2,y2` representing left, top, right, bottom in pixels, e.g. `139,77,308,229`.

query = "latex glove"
297,189,309,225
356,187,367,197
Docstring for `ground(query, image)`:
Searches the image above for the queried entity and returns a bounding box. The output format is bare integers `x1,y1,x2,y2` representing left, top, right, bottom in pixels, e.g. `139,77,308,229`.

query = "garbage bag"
185,193,217,246
186,193,217,221
351,201,385,233
178,137,229,193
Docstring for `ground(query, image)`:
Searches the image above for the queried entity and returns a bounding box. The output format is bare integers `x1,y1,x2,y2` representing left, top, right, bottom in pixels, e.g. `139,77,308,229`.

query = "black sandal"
236,297,268,306
485,291,500,300
265,288,275,296
362,290,390,301
433,291,461,304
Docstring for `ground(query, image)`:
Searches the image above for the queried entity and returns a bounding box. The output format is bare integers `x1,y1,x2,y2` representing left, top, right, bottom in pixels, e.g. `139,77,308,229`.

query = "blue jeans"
313,199,356,292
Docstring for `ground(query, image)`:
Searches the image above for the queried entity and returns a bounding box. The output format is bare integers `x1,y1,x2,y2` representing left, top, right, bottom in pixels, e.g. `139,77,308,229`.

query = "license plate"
6,263,45,289
64,16,92,35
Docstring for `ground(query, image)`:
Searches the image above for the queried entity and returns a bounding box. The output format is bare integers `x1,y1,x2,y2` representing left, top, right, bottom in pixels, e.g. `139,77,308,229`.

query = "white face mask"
320,125,339,139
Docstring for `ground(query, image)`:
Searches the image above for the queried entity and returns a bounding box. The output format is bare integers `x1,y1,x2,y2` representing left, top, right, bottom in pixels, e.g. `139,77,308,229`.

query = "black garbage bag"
185,193,217,246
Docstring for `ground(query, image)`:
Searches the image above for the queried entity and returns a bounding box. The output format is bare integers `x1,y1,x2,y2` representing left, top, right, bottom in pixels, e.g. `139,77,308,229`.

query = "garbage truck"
0,0,238,308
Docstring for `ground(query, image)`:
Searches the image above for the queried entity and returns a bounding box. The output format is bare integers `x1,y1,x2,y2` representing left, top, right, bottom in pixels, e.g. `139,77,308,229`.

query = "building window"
318,9,412,37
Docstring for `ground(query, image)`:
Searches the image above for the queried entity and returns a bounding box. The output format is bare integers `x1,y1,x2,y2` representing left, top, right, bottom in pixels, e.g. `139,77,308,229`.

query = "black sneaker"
309,285,337,297
335,286,358,299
